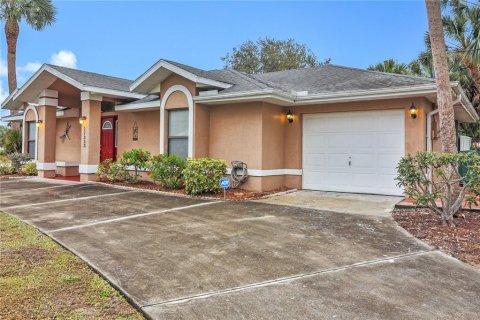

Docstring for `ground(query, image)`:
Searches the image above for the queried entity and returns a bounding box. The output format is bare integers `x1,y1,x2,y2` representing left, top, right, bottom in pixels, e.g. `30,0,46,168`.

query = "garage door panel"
303,110,405,196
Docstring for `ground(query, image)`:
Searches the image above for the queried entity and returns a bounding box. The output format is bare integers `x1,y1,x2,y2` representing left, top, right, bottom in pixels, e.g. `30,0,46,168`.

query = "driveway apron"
2,179,479,320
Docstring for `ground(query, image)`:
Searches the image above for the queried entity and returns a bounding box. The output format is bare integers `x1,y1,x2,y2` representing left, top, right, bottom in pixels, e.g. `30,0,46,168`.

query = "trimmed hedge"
183,158,227,195
148,154,186,189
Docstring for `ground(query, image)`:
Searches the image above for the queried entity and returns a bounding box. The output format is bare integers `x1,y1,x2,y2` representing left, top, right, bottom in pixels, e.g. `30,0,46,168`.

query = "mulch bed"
0,173,27,181
393,207,480,268
100,180,292,201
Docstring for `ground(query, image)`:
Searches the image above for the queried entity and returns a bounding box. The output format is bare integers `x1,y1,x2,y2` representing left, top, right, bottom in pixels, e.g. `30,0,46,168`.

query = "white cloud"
18,62,42,73
0,80,8,103
0,58,7,77
50,50,77,68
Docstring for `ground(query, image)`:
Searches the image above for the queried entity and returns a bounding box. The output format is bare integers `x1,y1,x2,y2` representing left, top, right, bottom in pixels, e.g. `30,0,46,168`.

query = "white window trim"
159,85,194,158
22,105,39,160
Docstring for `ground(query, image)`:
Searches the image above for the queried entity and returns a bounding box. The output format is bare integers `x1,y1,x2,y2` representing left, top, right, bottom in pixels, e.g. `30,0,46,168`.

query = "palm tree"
426,0,457,154
0,0,56,93
367,59,410,74
442,0,480,95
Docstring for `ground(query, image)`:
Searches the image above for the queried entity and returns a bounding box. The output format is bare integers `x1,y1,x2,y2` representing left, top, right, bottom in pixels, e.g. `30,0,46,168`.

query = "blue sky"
0,0,429,106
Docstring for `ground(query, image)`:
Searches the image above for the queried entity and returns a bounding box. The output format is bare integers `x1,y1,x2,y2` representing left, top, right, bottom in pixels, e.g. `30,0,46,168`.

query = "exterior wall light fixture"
79,116,87,126
36,120,43,128
286,109,294,123
409,103,418,119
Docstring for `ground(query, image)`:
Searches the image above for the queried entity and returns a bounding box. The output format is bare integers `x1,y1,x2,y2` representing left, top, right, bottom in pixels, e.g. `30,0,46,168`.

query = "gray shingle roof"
164,61,435,95
47,64,133,92
48,60,436,98
248,64,435,95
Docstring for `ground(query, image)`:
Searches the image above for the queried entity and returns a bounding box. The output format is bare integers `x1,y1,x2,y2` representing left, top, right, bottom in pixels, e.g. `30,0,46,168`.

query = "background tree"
0,0,57,93
222,37,329,73
442,0,480,94
426,0,457,153
367,59,411,74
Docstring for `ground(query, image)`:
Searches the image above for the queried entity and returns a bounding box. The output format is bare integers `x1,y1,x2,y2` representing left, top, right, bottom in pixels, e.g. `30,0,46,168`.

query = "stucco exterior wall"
117,110,160,155
204,97,433,191
55,118,81,162
208,102,263,169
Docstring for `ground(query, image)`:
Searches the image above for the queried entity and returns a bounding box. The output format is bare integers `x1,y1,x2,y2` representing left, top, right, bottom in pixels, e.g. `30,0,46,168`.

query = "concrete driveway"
1,179,480,319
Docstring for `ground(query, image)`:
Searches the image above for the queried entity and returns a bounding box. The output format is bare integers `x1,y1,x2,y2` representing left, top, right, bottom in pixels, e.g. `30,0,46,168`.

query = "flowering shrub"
148,154,186,189
183,158,227,195
20,162,37,176
396,151,480,225
96,159,125,182
120,149,151,183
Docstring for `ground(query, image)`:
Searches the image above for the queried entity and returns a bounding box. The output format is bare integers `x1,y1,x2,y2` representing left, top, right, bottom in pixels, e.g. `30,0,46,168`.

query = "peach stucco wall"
55,118,81,162
203,97,433,191
117,110,160,155
208,102,264,169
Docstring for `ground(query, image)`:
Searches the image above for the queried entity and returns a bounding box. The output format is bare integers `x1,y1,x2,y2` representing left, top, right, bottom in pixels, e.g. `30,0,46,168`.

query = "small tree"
222,37,329,73
0,128,21,154
396,152,480,225
120,149,151,183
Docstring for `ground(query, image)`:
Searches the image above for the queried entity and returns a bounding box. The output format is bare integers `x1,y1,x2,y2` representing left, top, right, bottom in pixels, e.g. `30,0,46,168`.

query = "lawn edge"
0,210,151,320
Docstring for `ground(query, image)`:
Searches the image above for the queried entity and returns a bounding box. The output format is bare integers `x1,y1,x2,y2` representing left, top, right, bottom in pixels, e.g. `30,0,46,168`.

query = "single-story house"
1,59,478,195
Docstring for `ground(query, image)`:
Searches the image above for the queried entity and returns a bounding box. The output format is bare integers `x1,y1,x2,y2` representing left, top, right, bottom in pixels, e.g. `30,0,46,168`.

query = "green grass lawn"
0,212,143,319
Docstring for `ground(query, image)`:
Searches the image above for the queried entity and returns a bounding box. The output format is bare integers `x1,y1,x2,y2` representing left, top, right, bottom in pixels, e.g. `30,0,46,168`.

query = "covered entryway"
303,109,405,196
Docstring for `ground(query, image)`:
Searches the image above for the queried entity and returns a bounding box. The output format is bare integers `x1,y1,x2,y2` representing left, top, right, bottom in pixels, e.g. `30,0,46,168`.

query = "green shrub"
8,152,29,171
96,159,125,182
20,162,37,176
0,160,15,175
120,149,151,183
396,151,480,225
183,158,227,195
148,154,186,189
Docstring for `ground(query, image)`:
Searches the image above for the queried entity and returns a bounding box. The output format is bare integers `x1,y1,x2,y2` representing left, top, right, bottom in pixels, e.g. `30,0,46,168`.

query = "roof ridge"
226,69,270,90
325,64,435,82
46,64,133,82
247,72,293,93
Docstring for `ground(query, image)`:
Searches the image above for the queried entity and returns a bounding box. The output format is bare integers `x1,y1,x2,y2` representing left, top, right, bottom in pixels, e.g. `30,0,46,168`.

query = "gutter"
194,84,440,106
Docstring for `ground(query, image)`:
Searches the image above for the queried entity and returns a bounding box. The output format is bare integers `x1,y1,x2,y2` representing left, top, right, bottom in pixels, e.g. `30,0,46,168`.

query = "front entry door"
100,116,117,162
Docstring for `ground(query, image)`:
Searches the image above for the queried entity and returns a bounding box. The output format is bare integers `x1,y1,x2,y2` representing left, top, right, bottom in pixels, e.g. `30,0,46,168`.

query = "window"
168,109,188,158
27,121,36,159
102,120,113,129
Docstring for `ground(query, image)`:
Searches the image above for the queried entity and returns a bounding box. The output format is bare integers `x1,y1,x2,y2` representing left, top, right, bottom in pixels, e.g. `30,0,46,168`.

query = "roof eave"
1,65,145,110
194,84,440,106
452,83,479,122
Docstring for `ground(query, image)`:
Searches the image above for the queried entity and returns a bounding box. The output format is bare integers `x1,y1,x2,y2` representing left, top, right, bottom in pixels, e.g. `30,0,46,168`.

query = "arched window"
102,120,113,129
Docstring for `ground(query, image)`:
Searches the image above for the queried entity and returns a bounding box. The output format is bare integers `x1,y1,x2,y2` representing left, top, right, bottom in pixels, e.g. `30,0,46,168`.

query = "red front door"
100,116,117,162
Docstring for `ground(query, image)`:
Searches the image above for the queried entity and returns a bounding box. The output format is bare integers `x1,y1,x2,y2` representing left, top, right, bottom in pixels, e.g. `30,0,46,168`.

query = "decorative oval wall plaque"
133,121,138,141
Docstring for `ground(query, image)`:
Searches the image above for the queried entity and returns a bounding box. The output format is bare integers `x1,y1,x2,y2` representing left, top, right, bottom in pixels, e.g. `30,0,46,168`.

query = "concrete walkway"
257,190,403,217
1,179,480,319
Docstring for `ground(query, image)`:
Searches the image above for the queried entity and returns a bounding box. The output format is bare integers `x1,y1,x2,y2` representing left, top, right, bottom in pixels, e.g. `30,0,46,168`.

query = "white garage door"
303,109,405,196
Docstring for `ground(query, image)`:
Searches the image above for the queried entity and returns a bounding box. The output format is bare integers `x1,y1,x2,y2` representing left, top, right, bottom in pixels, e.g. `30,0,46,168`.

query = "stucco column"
36,90,58,178
79,92,102,182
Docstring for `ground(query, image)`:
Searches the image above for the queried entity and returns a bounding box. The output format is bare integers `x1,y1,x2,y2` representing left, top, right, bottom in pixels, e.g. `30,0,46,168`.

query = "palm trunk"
5,19,20,130
426,0,457,154
466,63,480,97
5,19,19,94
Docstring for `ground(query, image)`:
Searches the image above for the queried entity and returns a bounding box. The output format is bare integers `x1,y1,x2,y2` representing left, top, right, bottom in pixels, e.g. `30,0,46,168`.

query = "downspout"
427,93,462,152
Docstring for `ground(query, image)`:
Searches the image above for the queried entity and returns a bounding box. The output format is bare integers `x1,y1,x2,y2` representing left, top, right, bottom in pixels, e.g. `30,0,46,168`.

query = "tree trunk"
426,0,458,154
5,19,20,130
467,63,480,97
5,19,19,94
